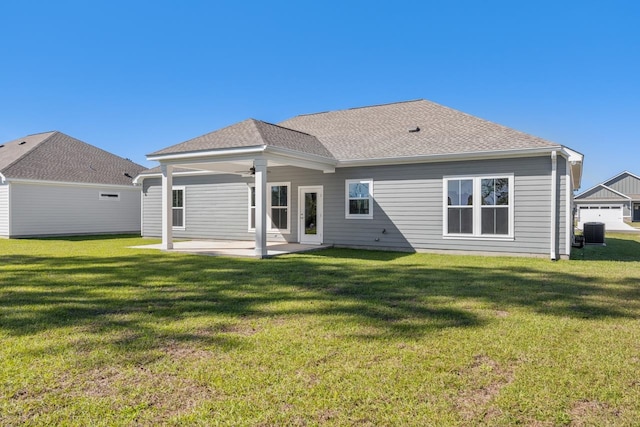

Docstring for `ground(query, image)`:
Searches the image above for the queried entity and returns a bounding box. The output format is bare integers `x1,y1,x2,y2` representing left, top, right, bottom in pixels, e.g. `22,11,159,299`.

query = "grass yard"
1,234,640,426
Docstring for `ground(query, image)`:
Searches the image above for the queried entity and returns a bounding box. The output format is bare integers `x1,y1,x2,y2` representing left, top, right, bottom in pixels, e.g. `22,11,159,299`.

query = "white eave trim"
336,146,562,167
4,178,139,189
0,172,5,184
144,144,337,175
560,146,584,163
133,169,219,184
147,145,267,162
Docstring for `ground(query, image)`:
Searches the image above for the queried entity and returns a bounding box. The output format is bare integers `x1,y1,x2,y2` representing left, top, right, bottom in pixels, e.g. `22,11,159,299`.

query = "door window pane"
305,193,317,235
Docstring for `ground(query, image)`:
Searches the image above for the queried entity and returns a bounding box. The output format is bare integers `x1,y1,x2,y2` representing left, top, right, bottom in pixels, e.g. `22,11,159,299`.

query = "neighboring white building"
0,131,145,238
574,171,640,230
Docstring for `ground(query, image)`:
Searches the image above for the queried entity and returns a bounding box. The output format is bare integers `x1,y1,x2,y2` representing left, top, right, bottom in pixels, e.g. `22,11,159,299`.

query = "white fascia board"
559,146,584,163
0,172,5,184
146,145,266,162
558,147,584,191
336,147,558,168
133,169,220,184
6,178,140,190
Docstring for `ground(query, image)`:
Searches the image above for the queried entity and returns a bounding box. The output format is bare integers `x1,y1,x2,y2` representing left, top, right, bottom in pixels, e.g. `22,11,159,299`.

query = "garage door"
578,205,623,227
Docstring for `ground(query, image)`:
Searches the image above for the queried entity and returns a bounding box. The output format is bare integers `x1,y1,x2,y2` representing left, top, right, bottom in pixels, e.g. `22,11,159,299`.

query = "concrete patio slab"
130,240,332,258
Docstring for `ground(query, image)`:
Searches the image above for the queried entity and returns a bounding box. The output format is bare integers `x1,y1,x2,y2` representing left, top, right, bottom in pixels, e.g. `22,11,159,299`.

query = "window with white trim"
172,186,185,229
98,192,120,201
444,175,513,237
346,179,373,219
248,182,290,233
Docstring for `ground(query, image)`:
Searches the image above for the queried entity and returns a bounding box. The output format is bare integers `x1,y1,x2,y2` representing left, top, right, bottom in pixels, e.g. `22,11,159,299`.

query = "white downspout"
550,151,558,260
161,164,174,250
254,159,268,258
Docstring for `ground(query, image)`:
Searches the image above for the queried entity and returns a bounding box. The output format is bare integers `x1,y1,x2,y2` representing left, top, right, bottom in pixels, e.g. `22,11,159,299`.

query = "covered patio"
142,119,337,258
131,239,333,258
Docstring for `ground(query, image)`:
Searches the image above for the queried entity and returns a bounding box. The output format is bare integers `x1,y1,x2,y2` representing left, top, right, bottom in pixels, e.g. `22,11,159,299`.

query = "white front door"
298,186,323,244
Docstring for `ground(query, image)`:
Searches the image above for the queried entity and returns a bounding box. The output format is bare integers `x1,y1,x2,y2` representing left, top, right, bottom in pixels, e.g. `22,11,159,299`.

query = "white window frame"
345,179,374,219
248,182,291,234
172,186,186,230
98,191,120,201
443,174,514,239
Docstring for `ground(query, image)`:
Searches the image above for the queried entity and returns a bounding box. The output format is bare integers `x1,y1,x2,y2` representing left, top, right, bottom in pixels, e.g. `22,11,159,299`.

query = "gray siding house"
137,100,583,259
574,171,640,227
0,131,146,238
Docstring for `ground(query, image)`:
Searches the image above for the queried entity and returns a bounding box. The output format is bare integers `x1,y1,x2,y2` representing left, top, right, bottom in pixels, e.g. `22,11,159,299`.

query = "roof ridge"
1,131,60,173
292,99,425,118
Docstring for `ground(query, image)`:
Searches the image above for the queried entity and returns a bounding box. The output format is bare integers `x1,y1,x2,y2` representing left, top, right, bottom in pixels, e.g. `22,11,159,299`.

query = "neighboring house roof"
575,184,630,200
279,99,561,161
150,118,335,159
602,170,640,186
0,131,145,186
575,171,640,201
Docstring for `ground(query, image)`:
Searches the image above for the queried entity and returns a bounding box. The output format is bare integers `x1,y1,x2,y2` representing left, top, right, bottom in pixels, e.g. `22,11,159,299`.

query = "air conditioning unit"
583,222,605,245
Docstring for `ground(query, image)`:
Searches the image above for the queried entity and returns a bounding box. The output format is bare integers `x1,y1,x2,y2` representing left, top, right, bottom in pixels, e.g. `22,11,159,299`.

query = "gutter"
337,146,563,168
2,178,138,189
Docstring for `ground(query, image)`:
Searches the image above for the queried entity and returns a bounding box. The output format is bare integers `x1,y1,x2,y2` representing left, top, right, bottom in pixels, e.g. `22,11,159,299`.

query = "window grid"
444,175,513,238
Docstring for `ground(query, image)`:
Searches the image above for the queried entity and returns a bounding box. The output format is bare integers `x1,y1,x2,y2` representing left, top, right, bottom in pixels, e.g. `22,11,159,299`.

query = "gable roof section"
576,171,640,201
0,131,146,186
575,184,630,200
278,99,562,161
149,118,335,159
603,170,640,186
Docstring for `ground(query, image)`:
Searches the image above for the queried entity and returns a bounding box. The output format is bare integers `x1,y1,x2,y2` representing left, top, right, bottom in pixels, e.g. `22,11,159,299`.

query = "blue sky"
1,1,638,190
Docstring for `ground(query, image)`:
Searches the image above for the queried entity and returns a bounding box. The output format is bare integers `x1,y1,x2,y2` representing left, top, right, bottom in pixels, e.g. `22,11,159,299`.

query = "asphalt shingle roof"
148,100,563,163
278,99,561,161
149,118,335,159
0,131,145,186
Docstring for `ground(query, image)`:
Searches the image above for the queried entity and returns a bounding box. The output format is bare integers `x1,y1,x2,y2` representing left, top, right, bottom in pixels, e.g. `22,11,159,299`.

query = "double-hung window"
346,179,373,219
444,175,513,238
248,182,290,233
172,186,185,229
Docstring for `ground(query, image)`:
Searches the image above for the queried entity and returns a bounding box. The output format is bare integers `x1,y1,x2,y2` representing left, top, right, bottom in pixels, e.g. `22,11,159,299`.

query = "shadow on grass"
571,235,640,262
1,236,640,357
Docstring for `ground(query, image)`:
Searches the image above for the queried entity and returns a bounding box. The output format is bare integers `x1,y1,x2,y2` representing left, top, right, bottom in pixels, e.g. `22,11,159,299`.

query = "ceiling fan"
235,164,269,177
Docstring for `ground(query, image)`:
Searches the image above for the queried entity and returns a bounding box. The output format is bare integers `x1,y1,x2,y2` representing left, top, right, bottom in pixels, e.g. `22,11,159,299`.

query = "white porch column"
161,164,174,250
254,159,268,258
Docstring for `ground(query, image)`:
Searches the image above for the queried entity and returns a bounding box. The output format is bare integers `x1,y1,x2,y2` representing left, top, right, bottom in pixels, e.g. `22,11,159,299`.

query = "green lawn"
1,234,640,426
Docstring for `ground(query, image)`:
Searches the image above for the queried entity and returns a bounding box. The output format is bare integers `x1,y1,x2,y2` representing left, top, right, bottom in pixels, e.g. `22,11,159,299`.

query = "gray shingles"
0,131,145,186
278,99,561,161
149,119,335,159
147,99,563,163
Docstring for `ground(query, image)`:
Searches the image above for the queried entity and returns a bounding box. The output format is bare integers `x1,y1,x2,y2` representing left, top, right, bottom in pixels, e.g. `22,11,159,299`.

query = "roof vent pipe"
409,127,420,133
